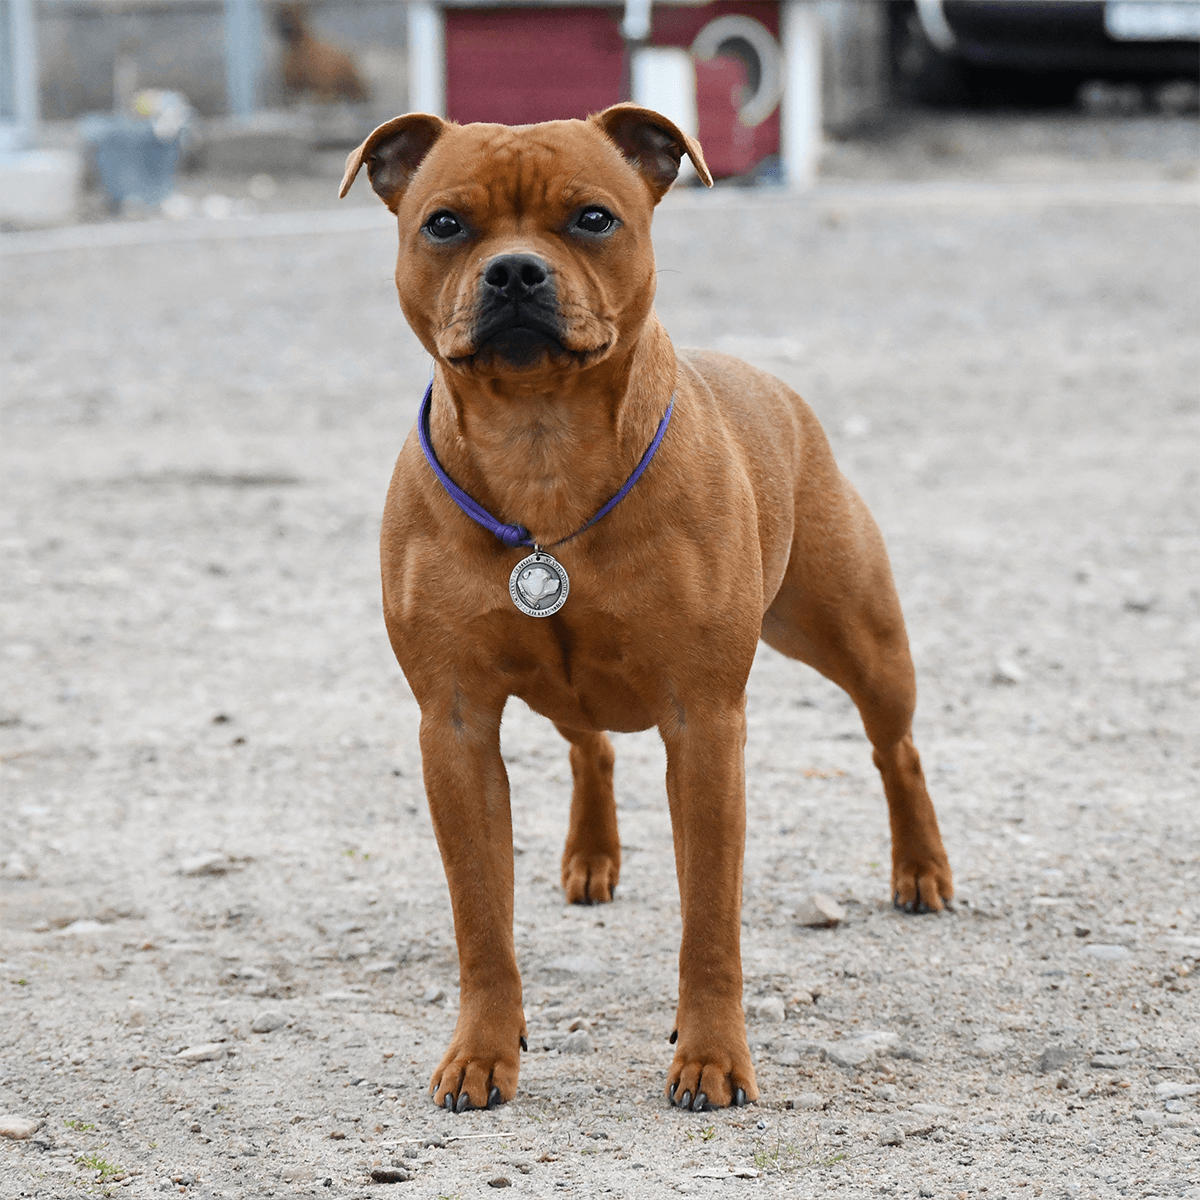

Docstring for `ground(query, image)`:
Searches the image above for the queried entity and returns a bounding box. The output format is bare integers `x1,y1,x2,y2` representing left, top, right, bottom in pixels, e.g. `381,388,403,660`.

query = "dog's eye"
424,211,463,240
575,207,615,235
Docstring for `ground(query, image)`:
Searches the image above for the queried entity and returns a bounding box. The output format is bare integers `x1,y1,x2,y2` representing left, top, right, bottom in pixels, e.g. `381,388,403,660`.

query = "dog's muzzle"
471,252,567,366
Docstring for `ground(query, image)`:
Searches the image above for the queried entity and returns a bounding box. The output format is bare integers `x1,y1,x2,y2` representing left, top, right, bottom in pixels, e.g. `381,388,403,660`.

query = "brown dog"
277,2,367,103
340,104,953,1113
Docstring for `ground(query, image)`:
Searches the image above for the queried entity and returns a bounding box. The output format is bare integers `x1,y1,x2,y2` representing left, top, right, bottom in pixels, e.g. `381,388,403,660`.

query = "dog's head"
341,106,711,381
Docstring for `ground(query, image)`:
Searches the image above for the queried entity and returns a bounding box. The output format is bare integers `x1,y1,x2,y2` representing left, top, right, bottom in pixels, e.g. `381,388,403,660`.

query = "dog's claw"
520,1036,528,1052
692,1092,707,1112
443,1094,454,1111
734,1088,747,1108
455,1093,471,1113
679,1090,691,1110
668,1029,678,1044
488,1086,501,1109
669,1081,678,1104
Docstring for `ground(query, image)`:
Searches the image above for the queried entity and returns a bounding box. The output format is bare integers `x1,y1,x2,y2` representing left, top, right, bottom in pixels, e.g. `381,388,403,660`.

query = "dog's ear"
340,113,447,211
592,103,713,200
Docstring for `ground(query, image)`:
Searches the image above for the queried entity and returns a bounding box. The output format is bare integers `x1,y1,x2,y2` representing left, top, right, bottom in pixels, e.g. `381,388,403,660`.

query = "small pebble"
973,1033,1009,1056
992,659,1025,685
0,1116,41,1139
791,1092,826,1111
488,1177,512,1188
176,1043,225,1063
879,1125,904,1146
422,985,446,1004
250,1009,287,1034
1083,944,1131,962
561,1029,593,1055
179,851,230,877
754,996,786,1023
919,1189,934,1199
1038,1045,1075,1073
124,1001,150,1027
794,893,845,927
370,1166,411,1183
0,855,34,880
1154,1082,1200,1099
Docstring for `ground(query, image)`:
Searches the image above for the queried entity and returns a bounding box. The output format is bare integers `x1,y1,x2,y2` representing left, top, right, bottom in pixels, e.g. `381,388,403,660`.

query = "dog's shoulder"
673,346,836,487
677,347,797,405
675,347,820,432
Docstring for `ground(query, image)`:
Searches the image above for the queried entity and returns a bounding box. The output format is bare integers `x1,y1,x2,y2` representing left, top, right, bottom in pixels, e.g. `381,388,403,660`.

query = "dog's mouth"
471,310,569,368
447,304,610,373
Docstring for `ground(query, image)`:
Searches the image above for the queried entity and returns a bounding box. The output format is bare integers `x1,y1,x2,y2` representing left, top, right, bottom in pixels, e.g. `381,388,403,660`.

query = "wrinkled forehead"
403,120,646,223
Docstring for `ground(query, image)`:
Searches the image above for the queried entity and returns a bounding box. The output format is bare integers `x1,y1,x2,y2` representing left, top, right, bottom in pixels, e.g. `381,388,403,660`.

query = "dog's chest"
493,614,661,733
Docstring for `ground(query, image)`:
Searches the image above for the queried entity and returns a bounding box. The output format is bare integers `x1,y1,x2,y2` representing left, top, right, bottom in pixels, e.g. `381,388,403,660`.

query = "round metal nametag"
509,550,569,618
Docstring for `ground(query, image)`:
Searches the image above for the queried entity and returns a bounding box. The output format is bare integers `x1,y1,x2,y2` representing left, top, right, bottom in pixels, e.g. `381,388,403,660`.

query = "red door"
445,7,625,125
693,57,782,178
443,3,781,180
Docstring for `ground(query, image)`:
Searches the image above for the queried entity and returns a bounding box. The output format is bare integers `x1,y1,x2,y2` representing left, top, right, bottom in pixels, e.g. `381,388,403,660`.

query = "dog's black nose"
482,254,550,301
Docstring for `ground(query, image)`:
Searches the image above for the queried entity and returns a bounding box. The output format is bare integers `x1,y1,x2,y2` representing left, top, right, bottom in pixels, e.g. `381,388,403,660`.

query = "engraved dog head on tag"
509,551,569,617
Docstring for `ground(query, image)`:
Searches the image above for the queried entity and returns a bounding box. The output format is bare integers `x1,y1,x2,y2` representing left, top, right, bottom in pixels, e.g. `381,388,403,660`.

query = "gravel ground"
1,114,1198,1200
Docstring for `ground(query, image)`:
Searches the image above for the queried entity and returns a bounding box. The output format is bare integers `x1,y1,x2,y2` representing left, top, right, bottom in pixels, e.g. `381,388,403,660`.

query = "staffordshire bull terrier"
340,103,953,1113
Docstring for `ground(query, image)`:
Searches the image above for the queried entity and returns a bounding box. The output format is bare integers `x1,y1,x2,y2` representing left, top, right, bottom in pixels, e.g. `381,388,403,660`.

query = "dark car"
891,0,1200,106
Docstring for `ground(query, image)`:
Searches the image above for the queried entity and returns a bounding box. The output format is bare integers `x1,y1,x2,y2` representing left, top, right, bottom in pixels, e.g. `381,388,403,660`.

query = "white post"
408,2,446,117
780,0,821,189
1,0,39,151
224,0,262,117
621,0,652,42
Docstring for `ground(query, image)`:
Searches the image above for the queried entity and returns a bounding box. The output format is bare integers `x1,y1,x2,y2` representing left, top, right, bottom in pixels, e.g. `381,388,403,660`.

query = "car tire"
890,2,973,106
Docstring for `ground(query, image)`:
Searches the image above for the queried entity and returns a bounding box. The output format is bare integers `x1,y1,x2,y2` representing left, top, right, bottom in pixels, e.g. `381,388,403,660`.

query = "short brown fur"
341,105,952,1113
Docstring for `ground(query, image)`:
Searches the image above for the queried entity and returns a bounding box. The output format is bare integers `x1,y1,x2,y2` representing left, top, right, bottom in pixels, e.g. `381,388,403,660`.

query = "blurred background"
1,0,1197,226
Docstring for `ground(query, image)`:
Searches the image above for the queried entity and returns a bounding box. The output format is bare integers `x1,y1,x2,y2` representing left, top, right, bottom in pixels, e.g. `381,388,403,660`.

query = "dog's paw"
665,1034,758,1111
562,851,618,905
892,854,954,913
430,1026,522,1112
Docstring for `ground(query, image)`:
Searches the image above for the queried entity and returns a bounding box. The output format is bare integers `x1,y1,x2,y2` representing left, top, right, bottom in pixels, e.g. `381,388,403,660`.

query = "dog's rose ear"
340,113,446,211
592,104,713,200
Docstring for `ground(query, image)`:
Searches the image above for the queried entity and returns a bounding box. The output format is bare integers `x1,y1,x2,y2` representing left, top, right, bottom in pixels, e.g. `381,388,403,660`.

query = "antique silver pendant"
509,549,569,618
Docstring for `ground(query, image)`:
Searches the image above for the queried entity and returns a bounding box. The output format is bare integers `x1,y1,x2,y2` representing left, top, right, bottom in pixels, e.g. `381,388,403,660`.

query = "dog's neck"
428,316,676,546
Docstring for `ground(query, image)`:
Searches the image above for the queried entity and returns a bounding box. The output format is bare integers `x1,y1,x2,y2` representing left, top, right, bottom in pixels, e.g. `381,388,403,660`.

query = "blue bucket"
80,116,181,206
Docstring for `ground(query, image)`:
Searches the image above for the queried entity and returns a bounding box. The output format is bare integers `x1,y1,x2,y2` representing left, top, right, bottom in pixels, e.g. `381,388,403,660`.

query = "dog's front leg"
420,704,526,1111
662,701,759,1110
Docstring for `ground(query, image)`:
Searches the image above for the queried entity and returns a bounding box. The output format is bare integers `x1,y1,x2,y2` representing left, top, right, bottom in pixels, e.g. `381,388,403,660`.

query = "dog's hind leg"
554,725,621,904
760,471,953,913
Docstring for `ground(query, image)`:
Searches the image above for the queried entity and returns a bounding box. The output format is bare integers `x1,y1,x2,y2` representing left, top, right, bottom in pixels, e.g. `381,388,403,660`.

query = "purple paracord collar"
417,381,674,549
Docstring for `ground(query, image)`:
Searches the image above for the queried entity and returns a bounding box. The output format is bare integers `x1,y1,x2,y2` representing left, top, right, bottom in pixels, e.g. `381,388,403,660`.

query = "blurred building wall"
35,0,408,120
816,0,888,134
31,0,886,134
